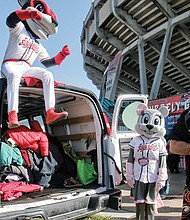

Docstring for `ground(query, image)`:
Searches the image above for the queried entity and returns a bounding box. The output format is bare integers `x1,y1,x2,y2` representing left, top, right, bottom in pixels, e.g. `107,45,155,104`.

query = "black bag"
159,178,170,195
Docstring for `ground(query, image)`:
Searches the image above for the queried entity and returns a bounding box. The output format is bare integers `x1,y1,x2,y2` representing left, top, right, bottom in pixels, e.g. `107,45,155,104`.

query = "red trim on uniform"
3,59,31,67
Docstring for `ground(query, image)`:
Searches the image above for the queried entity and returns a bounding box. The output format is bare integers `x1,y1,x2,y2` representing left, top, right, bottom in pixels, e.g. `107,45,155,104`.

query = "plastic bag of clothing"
77,159,97,185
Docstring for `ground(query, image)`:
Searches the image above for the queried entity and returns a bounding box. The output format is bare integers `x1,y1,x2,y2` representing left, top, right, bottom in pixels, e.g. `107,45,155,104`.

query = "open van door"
106,94,148,186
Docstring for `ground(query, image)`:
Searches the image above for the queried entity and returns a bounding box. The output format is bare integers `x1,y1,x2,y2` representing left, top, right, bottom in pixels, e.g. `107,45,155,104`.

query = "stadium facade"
81,0,190,101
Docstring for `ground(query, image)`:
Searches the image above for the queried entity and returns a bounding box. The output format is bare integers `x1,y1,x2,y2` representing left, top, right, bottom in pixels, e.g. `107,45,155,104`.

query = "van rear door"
107,94,148,185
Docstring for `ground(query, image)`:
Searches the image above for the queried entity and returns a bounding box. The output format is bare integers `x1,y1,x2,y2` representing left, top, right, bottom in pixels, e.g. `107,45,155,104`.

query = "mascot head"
17,0,58,40
135,104,169,139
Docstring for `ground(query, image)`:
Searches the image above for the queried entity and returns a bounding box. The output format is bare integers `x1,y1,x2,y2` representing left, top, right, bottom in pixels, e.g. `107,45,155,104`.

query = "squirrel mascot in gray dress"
126,103,169,220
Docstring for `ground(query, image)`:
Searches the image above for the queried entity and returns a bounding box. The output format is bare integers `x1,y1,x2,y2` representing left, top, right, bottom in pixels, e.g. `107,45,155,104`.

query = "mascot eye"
35,3,45,12
153,116,161,125
141,113,149,124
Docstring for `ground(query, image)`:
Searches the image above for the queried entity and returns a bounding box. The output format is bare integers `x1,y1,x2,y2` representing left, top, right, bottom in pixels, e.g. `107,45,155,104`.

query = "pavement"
99,167,186,219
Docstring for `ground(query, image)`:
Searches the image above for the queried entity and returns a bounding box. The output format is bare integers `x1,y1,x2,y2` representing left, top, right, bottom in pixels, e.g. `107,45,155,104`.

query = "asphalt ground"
99,166,186,219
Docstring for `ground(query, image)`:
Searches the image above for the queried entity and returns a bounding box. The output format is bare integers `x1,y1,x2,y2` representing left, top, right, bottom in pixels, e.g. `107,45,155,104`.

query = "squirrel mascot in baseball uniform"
126,103,169,220
1,0,70,129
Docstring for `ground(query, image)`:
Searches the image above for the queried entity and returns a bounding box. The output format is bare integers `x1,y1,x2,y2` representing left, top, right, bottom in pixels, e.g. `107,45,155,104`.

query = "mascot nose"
146,124,154,130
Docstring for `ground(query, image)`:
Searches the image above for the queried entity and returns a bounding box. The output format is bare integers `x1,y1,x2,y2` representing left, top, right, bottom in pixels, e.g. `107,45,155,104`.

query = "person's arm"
169,110,190,155
170,139,190,155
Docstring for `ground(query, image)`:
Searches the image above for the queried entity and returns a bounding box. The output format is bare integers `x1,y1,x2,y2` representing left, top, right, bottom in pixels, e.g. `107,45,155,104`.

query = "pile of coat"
0,122,76,201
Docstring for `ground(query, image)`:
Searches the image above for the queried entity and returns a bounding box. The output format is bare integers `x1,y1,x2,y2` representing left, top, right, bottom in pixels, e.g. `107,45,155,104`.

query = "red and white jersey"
3,22,50,66
129,135,167,183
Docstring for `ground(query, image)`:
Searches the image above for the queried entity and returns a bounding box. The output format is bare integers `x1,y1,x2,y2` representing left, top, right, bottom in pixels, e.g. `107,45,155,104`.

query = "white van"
0,78,147,219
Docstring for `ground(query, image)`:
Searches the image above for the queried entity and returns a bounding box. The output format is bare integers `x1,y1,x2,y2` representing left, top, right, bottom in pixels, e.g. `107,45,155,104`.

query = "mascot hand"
16,10,42,21
155,167,168,192
126,162,135,188
61,45,70,56
29,10,42,20
54,45,70,66
126,177,135,188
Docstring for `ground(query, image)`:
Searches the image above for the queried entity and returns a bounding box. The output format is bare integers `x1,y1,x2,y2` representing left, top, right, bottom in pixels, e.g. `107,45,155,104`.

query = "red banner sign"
148,92,190,115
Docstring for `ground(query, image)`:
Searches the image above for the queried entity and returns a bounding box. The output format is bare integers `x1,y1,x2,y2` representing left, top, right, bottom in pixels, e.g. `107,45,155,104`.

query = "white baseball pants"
1,61,55,112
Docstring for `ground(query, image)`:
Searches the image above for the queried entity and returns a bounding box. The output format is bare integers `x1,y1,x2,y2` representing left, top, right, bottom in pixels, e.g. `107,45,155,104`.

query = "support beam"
111,0,145,36
138,37,148,95
150,21,174,99
153,0,190,44
128,52,186,94
94,4,126,51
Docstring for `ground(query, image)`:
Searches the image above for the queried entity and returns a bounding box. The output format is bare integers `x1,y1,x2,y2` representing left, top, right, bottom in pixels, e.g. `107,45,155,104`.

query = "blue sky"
0,1,100,97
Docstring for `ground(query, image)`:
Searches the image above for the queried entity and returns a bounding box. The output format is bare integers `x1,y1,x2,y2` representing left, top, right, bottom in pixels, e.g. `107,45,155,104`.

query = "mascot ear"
158,106,169,118
136,103,148,116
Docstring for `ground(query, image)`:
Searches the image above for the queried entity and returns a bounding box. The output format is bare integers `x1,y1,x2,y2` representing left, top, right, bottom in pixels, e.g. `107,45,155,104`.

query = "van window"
19,116,45,132
33,115,45,132
19,119,30,128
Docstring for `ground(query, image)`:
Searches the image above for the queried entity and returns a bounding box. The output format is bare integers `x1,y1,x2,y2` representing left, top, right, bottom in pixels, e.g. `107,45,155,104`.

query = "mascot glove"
126,162,135,188
61,45,70,56
54,45,70,66
16,10,42,21
126,176,135,188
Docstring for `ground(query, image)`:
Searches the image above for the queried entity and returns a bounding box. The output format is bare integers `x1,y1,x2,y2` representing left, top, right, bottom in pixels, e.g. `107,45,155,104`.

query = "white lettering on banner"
148,92,190,115
105,52,121,100
149,102,180,112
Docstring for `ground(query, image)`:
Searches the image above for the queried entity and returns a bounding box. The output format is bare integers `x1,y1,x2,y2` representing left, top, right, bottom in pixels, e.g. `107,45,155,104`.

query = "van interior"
0,80,118,219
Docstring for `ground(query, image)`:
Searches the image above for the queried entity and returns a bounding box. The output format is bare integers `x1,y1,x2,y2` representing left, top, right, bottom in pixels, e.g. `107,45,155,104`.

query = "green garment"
62,142,80,163
0,142,23,166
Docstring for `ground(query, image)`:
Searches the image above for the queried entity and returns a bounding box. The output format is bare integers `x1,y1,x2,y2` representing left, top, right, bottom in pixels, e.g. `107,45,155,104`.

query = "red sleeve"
38,132,49,156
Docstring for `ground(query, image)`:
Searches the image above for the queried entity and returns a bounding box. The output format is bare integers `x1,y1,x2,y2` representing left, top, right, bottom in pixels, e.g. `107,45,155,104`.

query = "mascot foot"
46,108,68,125
8,110,20,129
